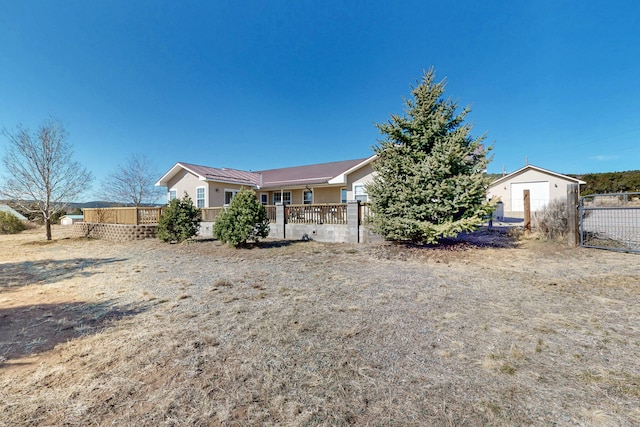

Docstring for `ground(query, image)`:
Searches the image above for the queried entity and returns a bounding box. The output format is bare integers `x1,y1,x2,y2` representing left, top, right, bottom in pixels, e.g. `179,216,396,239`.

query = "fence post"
347,201,360,243
567,183,579,247
523,190,531,235
275,203,286,239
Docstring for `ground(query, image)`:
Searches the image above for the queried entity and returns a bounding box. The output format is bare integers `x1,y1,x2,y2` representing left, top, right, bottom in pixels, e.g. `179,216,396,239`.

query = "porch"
81,203,378,243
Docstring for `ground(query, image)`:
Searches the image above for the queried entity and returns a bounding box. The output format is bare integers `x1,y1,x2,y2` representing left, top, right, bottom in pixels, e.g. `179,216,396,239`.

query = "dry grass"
1,225,639,425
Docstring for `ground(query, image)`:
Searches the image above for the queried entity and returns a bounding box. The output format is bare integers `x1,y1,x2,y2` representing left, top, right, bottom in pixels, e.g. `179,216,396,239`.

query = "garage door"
510,181,549,211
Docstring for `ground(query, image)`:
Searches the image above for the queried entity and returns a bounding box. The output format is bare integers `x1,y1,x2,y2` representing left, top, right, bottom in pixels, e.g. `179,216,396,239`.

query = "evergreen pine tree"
213,188,270,247
157,193,200,243
367,68,493,244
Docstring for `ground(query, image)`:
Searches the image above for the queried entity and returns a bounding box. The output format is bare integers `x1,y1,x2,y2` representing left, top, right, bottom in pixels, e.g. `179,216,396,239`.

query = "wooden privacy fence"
83,207,162,225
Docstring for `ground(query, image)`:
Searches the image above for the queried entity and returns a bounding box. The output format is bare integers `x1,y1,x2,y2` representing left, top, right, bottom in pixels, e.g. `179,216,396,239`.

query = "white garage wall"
510,181,549,211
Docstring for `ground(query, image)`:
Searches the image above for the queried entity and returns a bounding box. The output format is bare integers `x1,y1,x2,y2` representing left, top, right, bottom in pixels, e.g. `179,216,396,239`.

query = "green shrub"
213,189,270,247
532,199,568,240
0,211,26,234
157,194,200,243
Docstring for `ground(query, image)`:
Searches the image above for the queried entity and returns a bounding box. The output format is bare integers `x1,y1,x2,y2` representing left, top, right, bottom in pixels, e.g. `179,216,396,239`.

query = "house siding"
311,187,339,203
291,189,304,204
346,164,375,201
166,171,256,207
214,183,248,206
167,170,203,203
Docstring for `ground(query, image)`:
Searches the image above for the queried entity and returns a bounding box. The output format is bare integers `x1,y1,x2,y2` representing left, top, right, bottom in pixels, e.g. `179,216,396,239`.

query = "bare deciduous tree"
101,154,163,206
1,119,94,240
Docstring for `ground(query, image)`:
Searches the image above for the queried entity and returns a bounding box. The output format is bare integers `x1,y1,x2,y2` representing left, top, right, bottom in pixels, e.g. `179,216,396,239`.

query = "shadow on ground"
398,228,521,251
0,299,149,364
0,258,127,290
189,237,298,249
450,228,521,249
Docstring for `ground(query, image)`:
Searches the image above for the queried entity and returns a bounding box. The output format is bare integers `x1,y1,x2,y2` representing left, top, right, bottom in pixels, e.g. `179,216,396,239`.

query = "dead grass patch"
1,227,639,425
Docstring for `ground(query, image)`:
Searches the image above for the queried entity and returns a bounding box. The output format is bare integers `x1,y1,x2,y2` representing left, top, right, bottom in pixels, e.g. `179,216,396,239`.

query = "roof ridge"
254,157,369,173
179,161,257,173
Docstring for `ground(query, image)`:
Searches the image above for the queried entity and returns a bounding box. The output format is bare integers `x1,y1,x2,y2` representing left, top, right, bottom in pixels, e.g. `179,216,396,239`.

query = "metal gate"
579,192,640,253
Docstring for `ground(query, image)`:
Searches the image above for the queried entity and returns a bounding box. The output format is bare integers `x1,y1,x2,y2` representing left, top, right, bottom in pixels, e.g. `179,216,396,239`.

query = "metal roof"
156,157,372,189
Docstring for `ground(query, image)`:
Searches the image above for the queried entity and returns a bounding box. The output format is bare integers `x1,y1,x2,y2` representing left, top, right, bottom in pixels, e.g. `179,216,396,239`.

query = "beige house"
487,164,586,218
155,156,377,208
0,204,27,221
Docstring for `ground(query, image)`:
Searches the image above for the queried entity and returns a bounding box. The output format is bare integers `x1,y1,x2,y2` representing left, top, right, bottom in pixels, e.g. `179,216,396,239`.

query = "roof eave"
489,164,586,187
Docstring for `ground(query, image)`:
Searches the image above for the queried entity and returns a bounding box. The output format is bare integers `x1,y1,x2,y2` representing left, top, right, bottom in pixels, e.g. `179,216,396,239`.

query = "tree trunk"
45,218,52,240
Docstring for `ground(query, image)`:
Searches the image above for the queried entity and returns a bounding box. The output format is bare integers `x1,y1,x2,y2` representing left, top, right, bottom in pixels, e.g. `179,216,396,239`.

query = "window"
341,188,347,203
224,189,239,205
273,191,291,205
354,184,368,202
168,189,177,202
303,190,313,204
196,187,205,208
260,193,268,205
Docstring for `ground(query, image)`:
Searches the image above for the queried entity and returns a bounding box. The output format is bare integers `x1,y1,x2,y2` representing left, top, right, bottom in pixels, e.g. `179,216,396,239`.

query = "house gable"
327,156,377,185
489,164,585,188
155,162,261,188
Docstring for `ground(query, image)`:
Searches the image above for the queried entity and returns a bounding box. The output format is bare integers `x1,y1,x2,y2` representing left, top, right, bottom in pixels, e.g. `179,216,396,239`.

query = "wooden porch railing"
264,205,277,222
83,207,163,225
285,204,347,224
201,207,225,222
84,204,354,226
359,202,374,225
201,206,278,223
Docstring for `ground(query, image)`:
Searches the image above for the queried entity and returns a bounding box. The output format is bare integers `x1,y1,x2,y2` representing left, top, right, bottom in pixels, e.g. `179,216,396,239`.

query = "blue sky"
1,1,638,200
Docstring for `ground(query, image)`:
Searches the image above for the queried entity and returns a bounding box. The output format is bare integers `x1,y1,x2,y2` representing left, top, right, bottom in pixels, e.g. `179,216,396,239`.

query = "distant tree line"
573,170,640,195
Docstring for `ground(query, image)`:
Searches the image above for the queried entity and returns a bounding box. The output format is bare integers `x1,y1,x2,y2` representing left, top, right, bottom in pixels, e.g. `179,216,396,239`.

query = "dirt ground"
1,225,639,426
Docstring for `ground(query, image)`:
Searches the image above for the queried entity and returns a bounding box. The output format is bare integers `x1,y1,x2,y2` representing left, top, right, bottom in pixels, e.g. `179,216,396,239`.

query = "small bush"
0,211,26,234
213,189,270,247
157,194,200,243
532,199,568,239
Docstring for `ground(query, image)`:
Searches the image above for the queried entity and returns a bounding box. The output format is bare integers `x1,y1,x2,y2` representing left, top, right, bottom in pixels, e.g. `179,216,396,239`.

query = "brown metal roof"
179,162,261,185
159,157,371,189
258,158,369,188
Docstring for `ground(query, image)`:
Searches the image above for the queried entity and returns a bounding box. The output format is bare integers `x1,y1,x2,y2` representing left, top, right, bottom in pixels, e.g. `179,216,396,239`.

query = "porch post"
347,200,360,243
275,202,286,239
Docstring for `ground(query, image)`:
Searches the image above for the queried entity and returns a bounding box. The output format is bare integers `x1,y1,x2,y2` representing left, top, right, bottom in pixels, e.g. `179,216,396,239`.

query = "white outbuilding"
487,164,585,219
60,214,84,226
